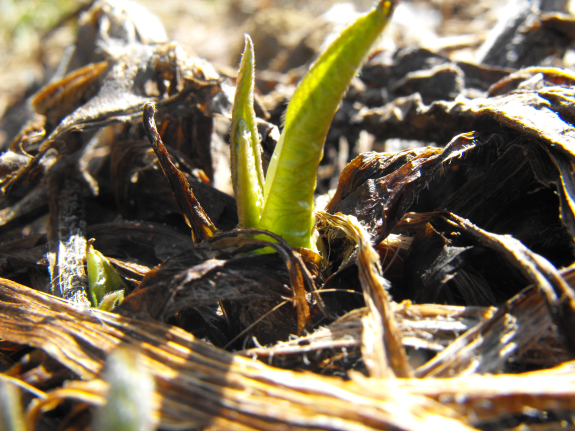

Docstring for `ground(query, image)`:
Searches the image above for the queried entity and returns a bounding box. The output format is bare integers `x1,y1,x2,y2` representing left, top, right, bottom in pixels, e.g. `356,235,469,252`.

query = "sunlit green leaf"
86,244,127,309
258,0,395,249
97,290,125,312
230,35,265,229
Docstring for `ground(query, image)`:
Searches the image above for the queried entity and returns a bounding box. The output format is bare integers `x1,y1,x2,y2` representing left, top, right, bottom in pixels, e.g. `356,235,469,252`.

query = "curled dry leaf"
142,102,216,244
317,211,412,378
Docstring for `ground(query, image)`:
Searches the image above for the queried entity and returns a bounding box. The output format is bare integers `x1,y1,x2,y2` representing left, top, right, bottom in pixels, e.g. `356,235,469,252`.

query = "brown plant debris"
1,0,575,430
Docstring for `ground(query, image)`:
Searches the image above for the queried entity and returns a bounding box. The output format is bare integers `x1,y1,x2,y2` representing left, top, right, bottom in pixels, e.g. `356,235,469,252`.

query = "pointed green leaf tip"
258,0,394,249
87,243,128,310
230,34,265,229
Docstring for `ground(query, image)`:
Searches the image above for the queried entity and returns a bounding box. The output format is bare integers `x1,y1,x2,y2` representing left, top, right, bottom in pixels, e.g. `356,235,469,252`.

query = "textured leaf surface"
230,36,265,229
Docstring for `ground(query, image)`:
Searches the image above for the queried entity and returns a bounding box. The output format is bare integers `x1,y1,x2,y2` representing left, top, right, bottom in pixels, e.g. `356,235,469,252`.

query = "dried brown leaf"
317,211,412,378
325,132,479,244
0,279,472,431
142,102,216,244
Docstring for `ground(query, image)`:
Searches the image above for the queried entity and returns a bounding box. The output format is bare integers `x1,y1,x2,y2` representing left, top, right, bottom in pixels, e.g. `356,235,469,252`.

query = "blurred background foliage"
1,0,573,142
0,0,79,47
0,0,375,132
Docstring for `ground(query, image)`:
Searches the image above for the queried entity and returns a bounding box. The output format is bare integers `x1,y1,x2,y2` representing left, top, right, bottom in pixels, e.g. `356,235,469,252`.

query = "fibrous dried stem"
47,163,90,308
316,211,412,378
0,278,468,431
2,279,575,430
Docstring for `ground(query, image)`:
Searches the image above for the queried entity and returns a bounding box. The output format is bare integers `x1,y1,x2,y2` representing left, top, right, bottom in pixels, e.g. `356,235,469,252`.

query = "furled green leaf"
258,0,395,249
230,35,265,229
86,244,128,309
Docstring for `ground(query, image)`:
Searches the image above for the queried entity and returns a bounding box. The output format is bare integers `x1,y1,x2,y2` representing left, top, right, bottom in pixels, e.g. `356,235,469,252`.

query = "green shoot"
257,0,394,250
97,290,125,312
0,380,25,431
92,347,155,431
230,1,395,250
86,243,128,310
230,35,265,229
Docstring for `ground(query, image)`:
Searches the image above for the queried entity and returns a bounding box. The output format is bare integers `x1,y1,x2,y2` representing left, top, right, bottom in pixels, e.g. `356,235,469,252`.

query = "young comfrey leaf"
258,0,395,250
230,35,265,229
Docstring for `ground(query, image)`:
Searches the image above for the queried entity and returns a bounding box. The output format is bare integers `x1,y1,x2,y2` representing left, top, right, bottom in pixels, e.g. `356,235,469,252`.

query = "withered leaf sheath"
143,102,216,244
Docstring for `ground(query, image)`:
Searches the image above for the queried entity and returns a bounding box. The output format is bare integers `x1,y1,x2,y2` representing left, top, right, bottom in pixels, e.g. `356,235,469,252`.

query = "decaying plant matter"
1,0,575,430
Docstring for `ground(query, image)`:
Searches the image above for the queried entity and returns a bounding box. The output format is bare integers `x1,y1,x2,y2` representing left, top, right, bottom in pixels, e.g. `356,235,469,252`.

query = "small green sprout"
0,380,25,431
230,35,265,229
92,347,155,431
86,242,128,310
231,0,395,250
